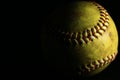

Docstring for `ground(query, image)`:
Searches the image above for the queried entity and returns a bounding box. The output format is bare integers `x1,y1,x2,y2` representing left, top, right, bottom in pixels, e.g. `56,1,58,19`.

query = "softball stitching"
77,52,117,75
58,2,109,46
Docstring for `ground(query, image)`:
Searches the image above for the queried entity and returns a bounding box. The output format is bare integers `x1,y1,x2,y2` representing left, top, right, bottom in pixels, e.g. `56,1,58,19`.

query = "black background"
2,0,120,80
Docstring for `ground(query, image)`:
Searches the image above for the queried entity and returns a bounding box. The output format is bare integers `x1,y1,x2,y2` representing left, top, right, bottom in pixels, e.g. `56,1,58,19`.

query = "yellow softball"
41,1,119,78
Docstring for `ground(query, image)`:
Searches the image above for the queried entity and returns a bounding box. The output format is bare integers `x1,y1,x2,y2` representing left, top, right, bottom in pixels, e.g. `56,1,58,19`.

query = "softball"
41,1,119,77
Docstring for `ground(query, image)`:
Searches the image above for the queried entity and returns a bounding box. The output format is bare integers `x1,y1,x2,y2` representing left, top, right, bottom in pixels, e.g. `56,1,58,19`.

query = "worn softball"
41,1,119,77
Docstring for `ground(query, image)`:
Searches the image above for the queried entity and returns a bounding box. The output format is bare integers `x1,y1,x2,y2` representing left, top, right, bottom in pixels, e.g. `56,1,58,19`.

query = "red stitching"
78,52,117,74
58,1,109,46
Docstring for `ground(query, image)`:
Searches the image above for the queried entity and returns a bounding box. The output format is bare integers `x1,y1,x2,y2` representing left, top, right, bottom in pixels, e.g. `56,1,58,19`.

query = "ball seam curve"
58,1,110,46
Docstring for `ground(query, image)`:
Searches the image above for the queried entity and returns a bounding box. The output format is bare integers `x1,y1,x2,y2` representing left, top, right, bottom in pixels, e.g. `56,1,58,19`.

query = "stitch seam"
58,2,109,46
77,52,117,74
